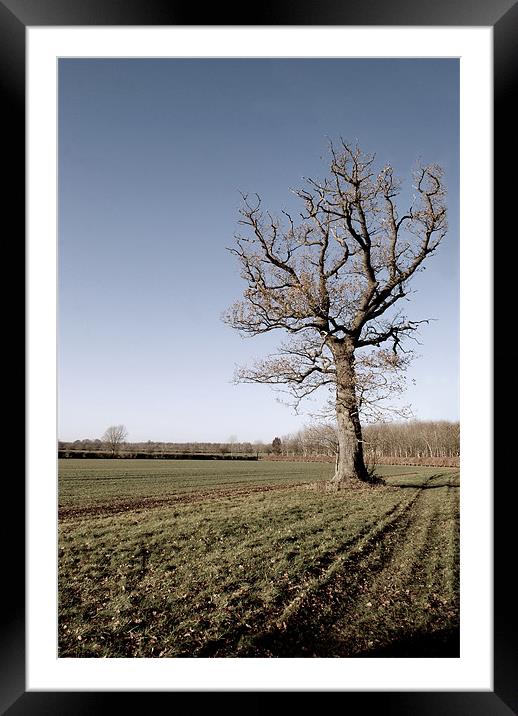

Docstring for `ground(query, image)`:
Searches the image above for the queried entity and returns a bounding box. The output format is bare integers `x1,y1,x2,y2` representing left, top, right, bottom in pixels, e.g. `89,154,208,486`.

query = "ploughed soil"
58,482,309,520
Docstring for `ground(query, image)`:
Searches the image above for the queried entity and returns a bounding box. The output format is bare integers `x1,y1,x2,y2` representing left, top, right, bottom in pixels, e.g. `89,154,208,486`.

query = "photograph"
57,57,461,659
6,4,506,706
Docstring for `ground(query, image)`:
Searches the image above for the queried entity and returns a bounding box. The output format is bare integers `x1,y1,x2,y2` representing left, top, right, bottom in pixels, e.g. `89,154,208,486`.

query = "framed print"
7,0,511,712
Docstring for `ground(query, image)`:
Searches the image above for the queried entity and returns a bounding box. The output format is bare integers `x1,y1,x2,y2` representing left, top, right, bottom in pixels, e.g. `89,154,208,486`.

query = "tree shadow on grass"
235,481,459,659
354,627,460,658
390,473,459,489
394,482,460,489
239,611,459,658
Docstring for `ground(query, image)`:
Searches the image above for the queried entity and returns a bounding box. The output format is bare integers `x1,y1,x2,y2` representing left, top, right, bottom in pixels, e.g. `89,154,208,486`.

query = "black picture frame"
10,0,508,712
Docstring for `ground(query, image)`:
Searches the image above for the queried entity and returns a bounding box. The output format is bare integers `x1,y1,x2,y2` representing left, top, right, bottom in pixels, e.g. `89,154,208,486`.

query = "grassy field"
58,459,459,658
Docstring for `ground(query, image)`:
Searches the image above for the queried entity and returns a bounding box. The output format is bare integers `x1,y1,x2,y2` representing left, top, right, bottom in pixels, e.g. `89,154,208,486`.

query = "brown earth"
58,481,307,521
263,455,459,467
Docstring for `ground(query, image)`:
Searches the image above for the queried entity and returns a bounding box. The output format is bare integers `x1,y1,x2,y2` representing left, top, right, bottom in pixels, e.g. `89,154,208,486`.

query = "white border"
27,27,492,691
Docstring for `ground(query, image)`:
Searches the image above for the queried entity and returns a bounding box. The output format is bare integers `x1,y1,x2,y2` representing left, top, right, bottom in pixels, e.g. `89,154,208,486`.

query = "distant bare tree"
102,425,128,456
253,440,264,457
224,139,447,486
228,434,238,456
303,423,339,458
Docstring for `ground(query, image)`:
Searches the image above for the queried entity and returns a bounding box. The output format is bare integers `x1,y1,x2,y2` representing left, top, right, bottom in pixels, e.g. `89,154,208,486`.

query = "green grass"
58,459,459,657
58,459,334,506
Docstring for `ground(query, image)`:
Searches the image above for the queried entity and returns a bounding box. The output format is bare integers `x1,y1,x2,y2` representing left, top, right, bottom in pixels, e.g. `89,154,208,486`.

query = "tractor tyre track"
196,481,430,657
233,473,457,657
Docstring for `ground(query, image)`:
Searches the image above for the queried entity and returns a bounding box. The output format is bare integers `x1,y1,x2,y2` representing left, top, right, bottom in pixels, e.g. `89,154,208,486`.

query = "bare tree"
224,140,447,486
228,434,238,456
303,422,339,458
102,424,128,456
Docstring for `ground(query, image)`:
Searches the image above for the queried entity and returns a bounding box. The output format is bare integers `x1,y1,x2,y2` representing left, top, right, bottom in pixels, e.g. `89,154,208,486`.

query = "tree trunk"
331,346,370,486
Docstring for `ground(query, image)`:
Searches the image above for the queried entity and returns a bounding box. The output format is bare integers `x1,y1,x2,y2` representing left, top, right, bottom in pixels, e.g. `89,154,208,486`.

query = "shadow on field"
354,627,460,658
390,473,459,489
394,482,459,490
234,480,459,659
239,619,459,659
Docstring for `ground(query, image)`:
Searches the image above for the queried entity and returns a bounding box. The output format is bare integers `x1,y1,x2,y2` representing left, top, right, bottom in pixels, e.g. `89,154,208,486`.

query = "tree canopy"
225,140,447,484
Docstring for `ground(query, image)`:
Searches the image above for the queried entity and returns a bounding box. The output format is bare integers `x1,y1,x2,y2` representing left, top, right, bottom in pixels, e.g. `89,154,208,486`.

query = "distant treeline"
364,421,459,460
59,420,459,463
58,450,258,460
278,421,460,460
58,439,266,457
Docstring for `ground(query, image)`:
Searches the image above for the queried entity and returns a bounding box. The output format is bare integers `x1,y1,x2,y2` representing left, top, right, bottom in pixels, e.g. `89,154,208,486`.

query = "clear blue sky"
58,58,459,443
